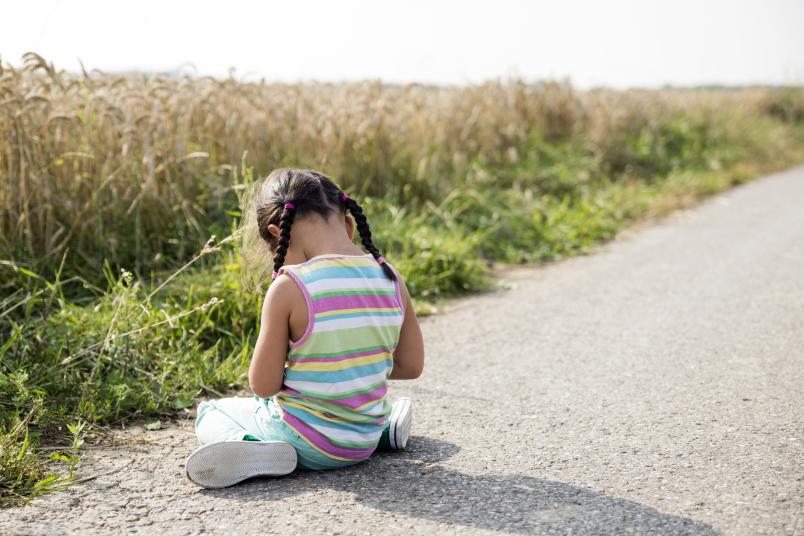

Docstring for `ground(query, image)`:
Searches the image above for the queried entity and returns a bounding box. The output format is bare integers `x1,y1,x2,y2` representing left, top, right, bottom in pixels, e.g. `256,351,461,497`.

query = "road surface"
3,165,803,535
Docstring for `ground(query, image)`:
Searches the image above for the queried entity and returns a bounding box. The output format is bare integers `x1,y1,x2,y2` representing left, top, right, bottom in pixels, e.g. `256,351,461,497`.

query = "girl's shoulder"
279,253,385,279
279,253,404,311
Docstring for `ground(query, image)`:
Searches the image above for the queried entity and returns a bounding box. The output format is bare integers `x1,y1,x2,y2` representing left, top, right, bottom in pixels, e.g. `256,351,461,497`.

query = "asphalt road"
3,165,803,535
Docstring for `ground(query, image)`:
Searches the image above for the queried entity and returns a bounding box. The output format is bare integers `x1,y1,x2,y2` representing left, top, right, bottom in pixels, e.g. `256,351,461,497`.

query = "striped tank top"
273,253,405,462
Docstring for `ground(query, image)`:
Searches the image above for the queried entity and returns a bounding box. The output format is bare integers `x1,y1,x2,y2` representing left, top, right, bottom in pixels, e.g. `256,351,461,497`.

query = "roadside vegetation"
2,52,803,504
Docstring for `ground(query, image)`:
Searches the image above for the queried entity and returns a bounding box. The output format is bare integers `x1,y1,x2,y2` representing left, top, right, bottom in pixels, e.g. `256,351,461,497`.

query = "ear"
267,223,281,239
345,213,355,240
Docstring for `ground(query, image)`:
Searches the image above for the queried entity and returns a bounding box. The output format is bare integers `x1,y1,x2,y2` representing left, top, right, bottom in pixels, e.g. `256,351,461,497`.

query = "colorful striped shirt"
273,253,405,462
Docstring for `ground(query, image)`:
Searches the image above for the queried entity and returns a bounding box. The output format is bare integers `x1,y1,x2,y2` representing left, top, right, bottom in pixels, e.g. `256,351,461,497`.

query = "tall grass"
1,52,803,505
4,52,802,292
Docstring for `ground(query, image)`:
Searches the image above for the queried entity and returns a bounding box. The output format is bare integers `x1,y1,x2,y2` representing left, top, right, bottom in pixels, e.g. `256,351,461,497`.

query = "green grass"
2,85,804,506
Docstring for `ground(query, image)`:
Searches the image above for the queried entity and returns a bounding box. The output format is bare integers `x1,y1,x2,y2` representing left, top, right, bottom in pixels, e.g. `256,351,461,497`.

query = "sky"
2,0,803,89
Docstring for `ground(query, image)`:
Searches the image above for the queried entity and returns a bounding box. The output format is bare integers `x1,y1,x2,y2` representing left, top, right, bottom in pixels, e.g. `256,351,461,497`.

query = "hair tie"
271,270,279,280
340,193,349,202
284,203,295,210
376,256,387,265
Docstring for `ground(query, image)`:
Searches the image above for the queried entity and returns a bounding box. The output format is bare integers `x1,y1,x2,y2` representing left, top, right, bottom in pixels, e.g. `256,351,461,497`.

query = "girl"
185,168,425,489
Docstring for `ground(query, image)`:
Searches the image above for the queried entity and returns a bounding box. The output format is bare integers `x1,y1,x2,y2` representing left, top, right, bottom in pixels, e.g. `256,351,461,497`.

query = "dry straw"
0,52,776,277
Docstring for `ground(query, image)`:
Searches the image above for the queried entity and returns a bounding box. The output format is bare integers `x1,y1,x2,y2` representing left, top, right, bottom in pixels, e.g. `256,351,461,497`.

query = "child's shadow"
203,436,719,535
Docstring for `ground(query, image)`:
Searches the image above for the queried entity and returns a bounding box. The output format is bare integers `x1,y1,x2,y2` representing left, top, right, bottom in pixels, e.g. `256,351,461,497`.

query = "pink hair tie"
284,203,295,210
376,256,387,265
271,271,279,280
340,193,349,202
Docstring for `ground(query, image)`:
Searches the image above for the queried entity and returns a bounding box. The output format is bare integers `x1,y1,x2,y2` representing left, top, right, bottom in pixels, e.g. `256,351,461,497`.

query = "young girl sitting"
185,168,425,488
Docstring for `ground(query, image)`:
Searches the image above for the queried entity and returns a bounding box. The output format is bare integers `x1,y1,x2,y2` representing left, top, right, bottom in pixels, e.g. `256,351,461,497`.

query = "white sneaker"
185,440,297,489
387,397,413,450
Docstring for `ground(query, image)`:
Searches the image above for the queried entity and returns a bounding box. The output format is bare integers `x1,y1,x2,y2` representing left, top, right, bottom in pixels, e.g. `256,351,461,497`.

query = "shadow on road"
201,436,719,535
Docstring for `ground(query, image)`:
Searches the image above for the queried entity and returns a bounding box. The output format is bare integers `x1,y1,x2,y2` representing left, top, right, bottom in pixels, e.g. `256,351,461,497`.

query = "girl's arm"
389,278,425,380
248,276,296,397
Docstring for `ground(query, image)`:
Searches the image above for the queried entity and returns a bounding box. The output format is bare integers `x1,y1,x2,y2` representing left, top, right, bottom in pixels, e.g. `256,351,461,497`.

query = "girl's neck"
285,225,365,264
300,240,366,261
284,216,366,265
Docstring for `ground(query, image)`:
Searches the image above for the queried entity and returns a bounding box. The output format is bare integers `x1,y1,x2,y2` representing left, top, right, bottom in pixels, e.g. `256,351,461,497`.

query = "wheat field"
3,52,800,289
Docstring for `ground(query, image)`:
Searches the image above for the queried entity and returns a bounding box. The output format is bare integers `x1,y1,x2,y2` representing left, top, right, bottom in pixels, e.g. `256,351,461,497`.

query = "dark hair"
251,168,396,281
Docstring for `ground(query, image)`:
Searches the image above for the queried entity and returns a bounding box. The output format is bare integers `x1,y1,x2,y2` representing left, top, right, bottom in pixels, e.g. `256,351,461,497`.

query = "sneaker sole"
185,440,297,489
389,397,412,450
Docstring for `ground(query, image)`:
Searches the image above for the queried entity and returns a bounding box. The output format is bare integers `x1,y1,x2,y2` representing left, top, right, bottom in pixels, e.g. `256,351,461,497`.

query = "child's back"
185,168,423,488
275,253,405,462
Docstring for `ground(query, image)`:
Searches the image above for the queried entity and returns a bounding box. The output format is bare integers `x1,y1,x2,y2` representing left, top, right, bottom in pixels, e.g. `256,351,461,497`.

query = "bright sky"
3,0,803,88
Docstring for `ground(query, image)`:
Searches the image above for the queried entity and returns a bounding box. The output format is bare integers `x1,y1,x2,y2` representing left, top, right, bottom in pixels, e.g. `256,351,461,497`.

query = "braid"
343,196,396,281
271,204,296,279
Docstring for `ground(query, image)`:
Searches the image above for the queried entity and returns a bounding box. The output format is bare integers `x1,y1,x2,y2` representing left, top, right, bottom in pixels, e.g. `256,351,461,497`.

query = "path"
3,166,803,535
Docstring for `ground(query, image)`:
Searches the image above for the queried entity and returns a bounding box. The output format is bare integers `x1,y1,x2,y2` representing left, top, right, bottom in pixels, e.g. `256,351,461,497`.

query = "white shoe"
388,397,413,450
185,440,297,489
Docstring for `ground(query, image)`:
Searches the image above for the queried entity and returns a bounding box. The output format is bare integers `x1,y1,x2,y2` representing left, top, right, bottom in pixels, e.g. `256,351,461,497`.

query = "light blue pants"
195,396,376,471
